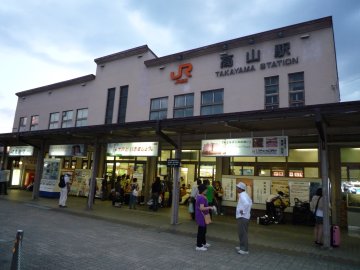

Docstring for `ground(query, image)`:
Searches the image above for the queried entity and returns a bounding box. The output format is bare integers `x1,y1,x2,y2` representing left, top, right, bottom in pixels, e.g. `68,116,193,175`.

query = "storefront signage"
107,142,159,157
49,144,86,157
201,136,288,157
8,146,34,156
215,42,299,77
170,63,193,84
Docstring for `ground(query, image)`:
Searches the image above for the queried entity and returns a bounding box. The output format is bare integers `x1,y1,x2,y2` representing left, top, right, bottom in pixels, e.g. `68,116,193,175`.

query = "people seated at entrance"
266,191,285,218
179,184,191,205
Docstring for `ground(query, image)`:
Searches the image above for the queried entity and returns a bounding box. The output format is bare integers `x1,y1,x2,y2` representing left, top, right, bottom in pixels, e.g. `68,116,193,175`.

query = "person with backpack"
58,173,71,208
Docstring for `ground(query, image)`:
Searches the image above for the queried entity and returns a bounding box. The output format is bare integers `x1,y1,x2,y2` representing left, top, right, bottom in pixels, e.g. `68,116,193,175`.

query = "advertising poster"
222,176,236,201
253,179,271,204
40,158,61,197
70,169,92,196
271,180,290,206
289,181,310,205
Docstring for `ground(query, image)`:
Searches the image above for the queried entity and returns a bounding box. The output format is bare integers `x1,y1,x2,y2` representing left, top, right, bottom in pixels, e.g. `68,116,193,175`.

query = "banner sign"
107,142,159,157
49,144,86,157
9,146,34,156
201,136,288,157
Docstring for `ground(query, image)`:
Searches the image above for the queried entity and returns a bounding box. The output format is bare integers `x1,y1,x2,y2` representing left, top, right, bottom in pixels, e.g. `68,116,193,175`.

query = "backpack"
58,176,66,188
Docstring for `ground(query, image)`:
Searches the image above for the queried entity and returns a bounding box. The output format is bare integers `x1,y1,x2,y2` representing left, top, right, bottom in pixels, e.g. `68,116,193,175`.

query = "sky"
0,0,359,133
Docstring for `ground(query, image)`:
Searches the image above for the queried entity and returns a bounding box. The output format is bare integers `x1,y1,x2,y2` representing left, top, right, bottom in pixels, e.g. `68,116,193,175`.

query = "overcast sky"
0,0,359,133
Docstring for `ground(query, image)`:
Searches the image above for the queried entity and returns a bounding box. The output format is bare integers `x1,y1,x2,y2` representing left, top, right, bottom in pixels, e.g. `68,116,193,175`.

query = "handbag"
203,213,212,225
313,196,321,217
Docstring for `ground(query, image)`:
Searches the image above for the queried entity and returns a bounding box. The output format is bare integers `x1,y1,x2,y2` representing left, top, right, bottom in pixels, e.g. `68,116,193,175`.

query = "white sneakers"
235,247,249,254
195,243,211,251
195,244,249,254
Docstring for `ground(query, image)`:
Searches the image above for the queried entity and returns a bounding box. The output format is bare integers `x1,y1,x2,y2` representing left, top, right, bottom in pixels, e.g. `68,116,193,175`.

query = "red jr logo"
170,63,193,84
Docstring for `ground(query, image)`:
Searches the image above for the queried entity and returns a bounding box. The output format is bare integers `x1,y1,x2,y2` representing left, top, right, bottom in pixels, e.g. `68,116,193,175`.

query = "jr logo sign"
170,63,193,84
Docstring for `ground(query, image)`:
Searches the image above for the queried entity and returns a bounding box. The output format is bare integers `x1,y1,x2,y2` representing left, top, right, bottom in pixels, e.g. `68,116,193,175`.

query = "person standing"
204,179,215,218
235,182,252,255
59,174,71,208
195,184,214,251
129,178,139,209
310,188,324,246
214,181,224,215
151,176,161,211
189,179,202,220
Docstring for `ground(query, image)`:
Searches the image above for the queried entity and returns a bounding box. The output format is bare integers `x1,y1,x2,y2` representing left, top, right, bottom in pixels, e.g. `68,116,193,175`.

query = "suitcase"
331,225,340,247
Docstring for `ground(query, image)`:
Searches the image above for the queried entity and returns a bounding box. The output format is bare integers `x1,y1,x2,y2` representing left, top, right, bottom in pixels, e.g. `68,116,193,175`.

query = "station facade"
0,16,359,233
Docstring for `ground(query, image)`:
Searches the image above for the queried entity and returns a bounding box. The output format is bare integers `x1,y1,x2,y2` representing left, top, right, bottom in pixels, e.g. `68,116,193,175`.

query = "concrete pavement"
1,190,360,269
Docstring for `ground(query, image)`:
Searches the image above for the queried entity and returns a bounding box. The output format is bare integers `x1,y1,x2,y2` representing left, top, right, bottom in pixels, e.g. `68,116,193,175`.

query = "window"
117,85,128,124
76,108,88,127
61,110,73,128
173,93,194,118
30,115,39,131
49,112,60,129
105,88,116,124
150,97,168,120
265,76,279,109
289,72,304,107
201,89,223,115
19,117,27,132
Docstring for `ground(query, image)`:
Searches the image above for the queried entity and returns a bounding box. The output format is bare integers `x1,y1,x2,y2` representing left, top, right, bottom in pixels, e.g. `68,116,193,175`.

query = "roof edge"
16,74,96,97
145,16,333,67
94,45,156,64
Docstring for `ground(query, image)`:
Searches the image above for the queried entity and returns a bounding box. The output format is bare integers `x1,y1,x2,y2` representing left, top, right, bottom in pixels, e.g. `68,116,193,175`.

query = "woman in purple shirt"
195,184,214,251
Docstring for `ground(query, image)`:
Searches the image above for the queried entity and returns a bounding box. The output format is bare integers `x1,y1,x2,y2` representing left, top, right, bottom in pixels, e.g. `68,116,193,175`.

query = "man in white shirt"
235,182,252,255
59,174,71,208
189,179,202,220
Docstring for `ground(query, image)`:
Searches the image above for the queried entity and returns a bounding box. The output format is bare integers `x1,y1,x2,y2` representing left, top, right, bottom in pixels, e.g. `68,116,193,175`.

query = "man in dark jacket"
151,176,162,211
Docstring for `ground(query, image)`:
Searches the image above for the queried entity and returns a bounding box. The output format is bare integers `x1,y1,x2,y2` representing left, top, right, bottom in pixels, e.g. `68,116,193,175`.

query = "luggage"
258,215,271,225
331,225,340,247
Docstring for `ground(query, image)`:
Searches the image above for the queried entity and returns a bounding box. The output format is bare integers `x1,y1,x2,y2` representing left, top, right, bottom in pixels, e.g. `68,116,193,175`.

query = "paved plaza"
0,191,359,269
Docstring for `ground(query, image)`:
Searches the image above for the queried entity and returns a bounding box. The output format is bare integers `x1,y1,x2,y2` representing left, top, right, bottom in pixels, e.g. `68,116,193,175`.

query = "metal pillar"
316,113,331,248
32,141,45,200
87,142,101,210
170,148,181,225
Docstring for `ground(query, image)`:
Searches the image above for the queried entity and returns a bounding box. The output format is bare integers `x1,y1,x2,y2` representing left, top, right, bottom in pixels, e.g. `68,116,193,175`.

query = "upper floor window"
61,110,73,128
201,89,223,115
265,76,279,110
289,72,304,107
117,85,128,124
76,108,88,127
49,112,60,129
105,88,115,124
30,115,39,131
19,117,27,132
150,97,168,120
174,93,194,118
